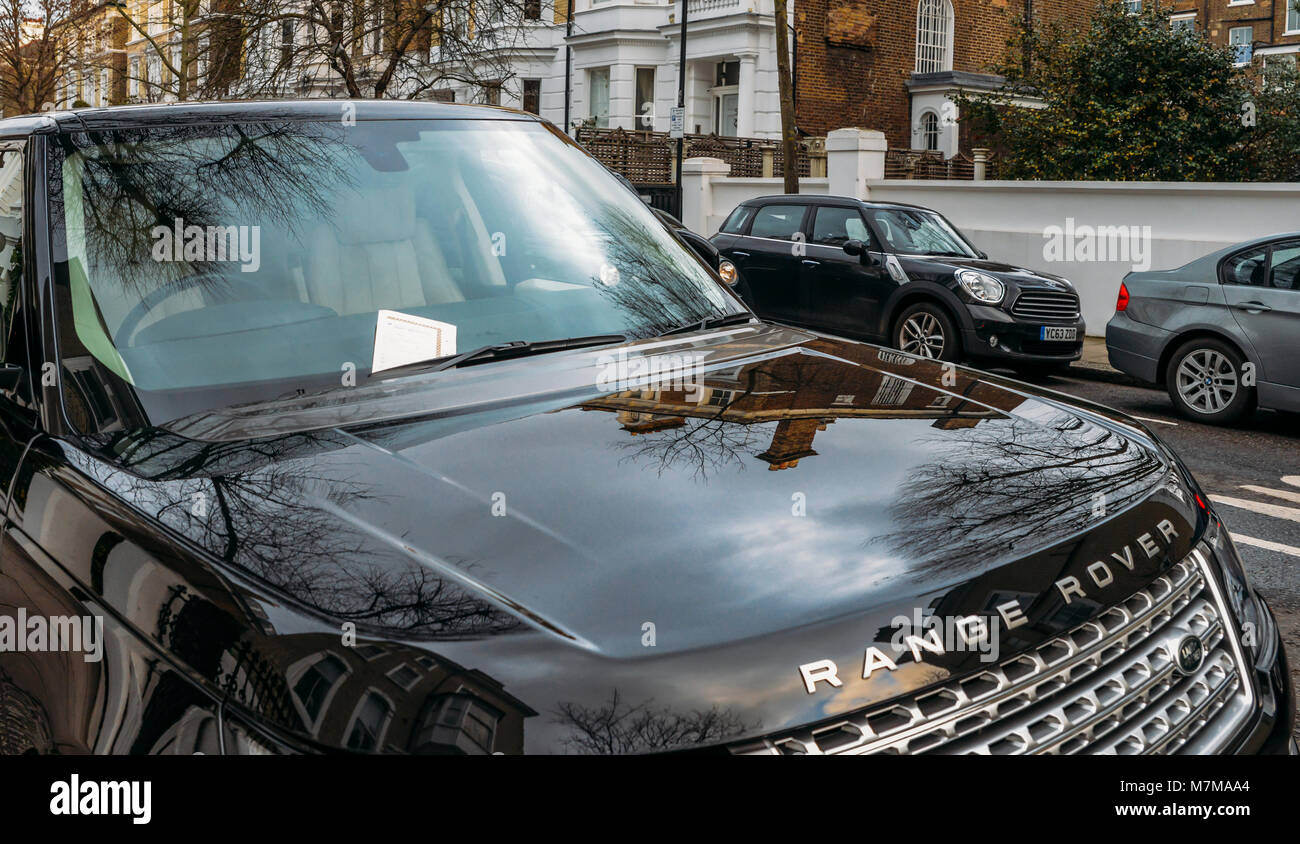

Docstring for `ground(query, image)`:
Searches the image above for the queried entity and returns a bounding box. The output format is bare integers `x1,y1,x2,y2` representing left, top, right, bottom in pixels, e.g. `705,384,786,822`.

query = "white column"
610,64,636,130
826,128,888,200
736,52,757,138
682,157,731,234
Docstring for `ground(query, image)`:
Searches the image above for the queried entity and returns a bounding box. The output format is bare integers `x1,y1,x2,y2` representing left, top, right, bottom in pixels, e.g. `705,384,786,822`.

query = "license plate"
1040,326,1077,342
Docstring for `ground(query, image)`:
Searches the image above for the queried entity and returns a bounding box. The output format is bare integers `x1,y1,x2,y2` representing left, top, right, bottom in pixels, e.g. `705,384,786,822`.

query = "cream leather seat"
303,184,464,315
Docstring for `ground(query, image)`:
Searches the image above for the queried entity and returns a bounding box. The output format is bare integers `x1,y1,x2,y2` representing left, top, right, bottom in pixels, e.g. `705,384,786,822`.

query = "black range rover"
0,101,1290,755
711,195,1087,374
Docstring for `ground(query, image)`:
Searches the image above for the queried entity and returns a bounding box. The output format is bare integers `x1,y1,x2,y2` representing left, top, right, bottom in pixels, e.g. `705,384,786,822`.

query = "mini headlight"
718,260,739,287
955,269,1005,304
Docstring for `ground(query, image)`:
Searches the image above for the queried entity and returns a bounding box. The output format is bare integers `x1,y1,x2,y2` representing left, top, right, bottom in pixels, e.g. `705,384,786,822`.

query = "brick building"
1165,0,1300,72
793,0,1090,158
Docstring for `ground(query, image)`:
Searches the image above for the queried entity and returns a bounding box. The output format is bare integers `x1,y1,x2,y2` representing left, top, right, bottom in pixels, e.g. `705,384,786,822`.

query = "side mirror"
0,363,22,392
842,239,864,257
977,250,988,260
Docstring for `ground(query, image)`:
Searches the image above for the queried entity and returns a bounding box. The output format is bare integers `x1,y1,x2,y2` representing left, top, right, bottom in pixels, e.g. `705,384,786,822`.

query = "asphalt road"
1025,370,1300,742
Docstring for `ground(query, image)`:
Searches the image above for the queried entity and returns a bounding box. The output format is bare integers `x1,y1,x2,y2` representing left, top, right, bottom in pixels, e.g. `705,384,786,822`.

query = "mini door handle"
732,251,750,258
801,260,820,267
1234,301,1272,312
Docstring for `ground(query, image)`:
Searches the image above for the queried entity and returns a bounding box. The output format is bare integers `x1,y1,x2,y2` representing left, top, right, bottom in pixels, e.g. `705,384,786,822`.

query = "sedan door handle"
1233,301,1272,313
801,260,820,267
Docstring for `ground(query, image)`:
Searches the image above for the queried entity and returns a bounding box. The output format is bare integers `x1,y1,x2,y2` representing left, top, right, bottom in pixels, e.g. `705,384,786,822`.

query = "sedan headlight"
718,259,739,287
955,269,1005,304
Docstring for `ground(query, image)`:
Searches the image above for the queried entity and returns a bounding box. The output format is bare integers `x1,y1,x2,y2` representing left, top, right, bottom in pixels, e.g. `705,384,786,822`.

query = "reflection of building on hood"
581,347,1023,471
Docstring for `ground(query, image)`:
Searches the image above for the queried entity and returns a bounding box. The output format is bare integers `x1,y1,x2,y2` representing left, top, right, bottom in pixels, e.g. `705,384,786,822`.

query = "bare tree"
274,0,544,100
0,0,87,114
773,0,797,192
59,0,548,106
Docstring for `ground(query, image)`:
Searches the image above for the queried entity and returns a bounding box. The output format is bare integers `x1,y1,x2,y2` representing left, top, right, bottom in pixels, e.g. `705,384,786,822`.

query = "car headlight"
955,269,1005,304
718,260,739,287
1200,516,1272,668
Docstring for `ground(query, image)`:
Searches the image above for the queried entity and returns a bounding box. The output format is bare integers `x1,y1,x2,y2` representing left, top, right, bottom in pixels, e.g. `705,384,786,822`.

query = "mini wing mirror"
0,363,23,393
977,249,988,259
842,239,864,257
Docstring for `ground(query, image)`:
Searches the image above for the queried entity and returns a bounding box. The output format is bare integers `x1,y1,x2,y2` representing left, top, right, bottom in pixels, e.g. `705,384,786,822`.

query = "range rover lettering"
0,101,1289,755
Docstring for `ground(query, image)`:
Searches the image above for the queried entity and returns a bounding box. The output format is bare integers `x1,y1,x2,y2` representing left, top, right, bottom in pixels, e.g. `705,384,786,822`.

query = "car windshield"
48,117,738,431
866,208,977,257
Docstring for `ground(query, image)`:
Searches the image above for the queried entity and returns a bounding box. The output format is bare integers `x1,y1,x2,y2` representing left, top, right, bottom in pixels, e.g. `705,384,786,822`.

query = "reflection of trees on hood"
52,121,354,299
554,689,760,754
603,356,834,482
584,206,732,338
93,428,523,639
869,414,1164,577
612,415,767,483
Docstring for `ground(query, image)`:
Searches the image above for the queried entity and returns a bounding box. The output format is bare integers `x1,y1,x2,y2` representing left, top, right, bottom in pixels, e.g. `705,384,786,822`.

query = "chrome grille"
732,551,1254,755
1011,290,1081,320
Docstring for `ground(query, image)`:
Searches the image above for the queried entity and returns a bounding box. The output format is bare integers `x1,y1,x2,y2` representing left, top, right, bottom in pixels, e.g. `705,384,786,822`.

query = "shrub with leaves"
959,0,1298,181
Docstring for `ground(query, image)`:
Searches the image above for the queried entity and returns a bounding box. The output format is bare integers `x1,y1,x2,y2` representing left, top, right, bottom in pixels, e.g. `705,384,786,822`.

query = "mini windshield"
49,118,737,430
866,208,978,257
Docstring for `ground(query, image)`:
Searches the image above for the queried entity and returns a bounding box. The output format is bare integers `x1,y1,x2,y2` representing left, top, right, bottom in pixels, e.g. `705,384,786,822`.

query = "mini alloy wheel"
895,303,959,362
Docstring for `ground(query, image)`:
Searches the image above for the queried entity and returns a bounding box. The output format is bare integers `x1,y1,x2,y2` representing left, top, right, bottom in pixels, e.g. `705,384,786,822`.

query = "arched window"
916,0,954,73
921,111,940,151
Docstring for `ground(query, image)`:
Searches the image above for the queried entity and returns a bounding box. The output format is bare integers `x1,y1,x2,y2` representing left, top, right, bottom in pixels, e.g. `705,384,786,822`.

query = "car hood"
897,254,1076,290
63,326,1201,753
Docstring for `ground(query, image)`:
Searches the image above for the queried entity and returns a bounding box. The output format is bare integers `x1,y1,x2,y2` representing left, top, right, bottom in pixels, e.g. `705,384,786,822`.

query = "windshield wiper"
369,334,628,379
659,311,756,337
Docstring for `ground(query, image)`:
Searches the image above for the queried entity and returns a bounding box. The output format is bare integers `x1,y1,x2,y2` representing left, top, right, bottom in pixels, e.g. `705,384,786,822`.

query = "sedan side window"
811,206,872,247
1221,247,1270,286
748,205,807,240
1267,242,1300,291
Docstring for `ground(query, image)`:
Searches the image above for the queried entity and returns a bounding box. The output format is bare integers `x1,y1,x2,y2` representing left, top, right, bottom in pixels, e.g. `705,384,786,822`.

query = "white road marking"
1129,415,1179,426
1284,476,1300,490
1209,494,1300,523
1231,533,1300,559
1241,484,1300,506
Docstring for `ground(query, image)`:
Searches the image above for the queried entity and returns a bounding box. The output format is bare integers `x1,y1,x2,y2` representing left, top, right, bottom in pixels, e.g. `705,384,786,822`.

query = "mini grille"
1011,291,1081,321
732,551,1253,755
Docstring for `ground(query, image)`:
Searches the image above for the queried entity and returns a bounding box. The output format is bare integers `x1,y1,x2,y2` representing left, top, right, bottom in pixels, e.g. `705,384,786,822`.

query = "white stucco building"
439,0,788,139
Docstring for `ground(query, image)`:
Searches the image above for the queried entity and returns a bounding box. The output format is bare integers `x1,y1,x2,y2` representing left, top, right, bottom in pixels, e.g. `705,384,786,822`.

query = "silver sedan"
1106,233,1300,425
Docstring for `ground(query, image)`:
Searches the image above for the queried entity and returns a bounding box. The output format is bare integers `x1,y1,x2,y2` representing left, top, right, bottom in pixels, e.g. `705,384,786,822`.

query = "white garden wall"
681,130,1300,335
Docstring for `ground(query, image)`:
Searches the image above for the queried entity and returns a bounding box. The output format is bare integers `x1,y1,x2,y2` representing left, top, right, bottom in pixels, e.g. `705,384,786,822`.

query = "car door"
729,203,810,323
1220,239,1300,393
799,205,893,339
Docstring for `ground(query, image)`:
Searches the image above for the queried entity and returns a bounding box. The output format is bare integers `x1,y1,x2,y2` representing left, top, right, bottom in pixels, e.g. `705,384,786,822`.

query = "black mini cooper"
710,195,1086,373
0,101,1289,756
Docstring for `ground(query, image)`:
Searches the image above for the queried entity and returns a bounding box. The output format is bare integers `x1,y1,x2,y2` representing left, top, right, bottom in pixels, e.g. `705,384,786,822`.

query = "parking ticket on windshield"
371,310,458,374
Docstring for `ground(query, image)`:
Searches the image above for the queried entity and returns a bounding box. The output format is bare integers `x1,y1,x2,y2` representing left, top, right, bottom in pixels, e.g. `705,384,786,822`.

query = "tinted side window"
1268,241,1300,291
0,142,31,405
748,204,807,240
1221,247,1269,286
719,205,755,234
811,206,871,247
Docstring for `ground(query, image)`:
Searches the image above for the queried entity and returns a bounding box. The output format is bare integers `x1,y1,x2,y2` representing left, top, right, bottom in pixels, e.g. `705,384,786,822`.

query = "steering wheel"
116,272,269,348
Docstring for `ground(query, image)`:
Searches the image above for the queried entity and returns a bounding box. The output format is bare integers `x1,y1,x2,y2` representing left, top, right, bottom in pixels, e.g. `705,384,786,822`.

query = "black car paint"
711,196,1086,366
0,103,1290,755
